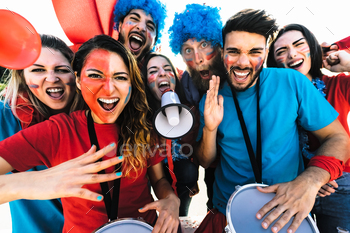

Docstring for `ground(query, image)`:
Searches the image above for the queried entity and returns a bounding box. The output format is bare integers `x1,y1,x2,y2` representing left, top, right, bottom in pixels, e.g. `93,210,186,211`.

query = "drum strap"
87,110,121,221
229,77,262,183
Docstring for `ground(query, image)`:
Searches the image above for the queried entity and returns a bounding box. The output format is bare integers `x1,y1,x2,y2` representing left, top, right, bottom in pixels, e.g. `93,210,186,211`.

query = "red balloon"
0,9,41,70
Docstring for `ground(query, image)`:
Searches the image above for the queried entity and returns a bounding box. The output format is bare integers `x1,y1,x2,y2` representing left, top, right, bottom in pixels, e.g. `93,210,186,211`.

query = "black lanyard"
229,78,262,183
87,110,121,221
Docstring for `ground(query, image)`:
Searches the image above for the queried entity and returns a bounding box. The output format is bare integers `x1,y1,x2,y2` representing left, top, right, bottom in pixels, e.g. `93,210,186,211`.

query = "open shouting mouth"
97,97,120,112
128,32,146,54
46,87,64,100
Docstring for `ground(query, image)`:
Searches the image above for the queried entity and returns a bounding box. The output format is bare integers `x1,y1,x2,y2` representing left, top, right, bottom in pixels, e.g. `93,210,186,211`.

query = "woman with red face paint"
267,24,350,233
141,53,199,217
0,35,180,233
0,34,85,233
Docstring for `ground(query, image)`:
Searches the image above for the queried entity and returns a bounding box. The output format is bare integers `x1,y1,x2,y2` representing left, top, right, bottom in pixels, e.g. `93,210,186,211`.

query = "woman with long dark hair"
267,24,350,232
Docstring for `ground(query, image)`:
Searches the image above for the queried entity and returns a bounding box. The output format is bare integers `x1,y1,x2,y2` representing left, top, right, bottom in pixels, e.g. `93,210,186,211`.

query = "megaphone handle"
166,139,178,196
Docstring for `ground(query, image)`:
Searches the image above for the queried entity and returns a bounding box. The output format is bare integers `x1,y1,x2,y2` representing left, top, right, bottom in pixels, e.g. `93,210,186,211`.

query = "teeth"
234,71,249,76
290,59,303,67
47,88,63,93
132,35,143,42
98,98,119,104
159,81,169,87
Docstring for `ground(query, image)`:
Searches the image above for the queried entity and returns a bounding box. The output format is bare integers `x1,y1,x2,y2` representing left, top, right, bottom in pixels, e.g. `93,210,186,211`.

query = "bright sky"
1,0,349,70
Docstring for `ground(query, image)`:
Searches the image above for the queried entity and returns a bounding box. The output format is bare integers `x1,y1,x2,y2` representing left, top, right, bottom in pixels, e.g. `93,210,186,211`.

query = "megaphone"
153,89,194,139
0,9,41,70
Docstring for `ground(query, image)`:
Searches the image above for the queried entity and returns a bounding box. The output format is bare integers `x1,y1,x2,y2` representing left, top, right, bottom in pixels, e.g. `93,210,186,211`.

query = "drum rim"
92,217,153,232
225,183,319,233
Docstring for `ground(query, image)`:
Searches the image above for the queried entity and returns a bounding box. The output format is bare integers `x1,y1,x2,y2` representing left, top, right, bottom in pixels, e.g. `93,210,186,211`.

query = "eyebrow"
31,64,70,69
226,47,264,52
86,69,129,76
148,64,171,71
129,12,155,28
275,38,305,54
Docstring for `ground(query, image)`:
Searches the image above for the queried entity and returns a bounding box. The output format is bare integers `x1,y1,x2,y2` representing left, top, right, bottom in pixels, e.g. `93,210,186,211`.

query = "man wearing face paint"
195,9,350,233
114,0,166,68
168,3,226,210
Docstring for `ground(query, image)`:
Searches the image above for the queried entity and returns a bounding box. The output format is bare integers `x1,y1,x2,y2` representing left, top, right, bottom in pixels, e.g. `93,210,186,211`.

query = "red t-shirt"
309,73,350,172
0,110,163,232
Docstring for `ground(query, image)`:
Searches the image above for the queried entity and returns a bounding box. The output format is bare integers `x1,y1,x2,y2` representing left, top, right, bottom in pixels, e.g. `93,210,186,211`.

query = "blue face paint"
149,81,156,89
277,63,286,68
185,58,193,62
306,52,310,58
255,57,263,71
124,86,131,104
28,84,39,88
170,78,176,85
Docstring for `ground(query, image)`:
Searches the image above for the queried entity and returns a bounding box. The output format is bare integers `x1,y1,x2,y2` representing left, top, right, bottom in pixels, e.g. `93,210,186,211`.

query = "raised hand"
203,75,224,132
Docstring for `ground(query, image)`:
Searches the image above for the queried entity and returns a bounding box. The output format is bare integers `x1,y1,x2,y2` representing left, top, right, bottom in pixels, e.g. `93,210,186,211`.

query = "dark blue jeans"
312,172,350,233
163,159,199,216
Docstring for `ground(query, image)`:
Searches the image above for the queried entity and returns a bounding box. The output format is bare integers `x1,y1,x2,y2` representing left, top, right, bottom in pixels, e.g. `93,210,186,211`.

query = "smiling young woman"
0,35,180,233
267,24,350,232
141,53,199,217
0,34,85,233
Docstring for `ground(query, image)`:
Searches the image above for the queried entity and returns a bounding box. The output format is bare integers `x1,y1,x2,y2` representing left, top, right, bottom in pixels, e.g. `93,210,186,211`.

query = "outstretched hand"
139,194,180,233
24,143,123,202
203,75,224,132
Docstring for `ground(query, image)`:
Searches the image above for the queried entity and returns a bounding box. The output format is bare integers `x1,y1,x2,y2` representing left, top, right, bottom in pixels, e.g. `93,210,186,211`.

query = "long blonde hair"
73,35,152,179
0,34,85,121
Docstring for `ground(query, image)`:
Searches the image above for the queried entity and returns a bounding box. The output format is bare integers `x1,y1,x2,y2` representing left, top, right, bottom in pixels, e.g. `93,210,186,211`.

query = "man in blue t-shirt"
195,9,350,233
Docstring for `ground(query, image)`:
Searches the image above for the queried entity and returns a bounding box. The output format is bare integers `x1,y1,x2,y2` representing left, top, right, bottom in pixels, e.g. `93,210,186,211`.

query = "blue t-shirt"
197,68,339,215
0,101,64,233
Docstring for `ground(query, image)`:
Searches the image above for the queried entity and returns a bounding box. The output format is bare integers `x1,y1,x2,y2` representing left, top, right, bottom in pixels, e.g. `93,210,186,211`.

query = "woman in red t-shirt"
0,35,180,233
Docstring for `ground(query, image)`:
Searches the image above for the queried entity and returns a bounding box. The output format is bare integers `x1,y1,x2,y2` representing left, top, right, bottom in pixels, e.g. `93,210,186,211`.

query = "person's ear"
264,48,269,60
118,21,123,32
75,72,81,90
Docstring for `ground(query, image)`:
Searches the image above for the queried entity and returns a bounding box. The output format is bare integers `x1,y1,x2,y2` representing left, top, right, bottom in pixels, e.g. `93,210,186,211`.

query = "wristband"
307,155,344,181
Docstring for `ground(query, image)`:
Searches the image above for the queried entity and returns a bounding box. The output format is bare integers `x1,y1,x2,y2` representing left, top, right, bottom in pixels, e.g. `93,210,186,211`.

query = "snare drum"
93,218,153,233
225,183,319,233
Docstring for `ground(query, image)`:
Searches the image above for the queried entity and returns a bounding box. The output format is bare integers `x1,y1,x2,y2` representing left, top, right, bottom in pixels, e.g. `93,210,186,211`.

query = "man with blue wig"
168,3,227,210
114,0,166,65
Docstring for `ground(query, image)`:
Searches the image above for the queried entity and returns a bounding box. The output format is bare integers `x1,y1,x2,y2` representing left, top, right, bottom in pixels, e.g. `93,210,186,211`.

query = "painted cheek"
65,77,76,87
28,84,39,88
149,81,156,90
148,74,157,84
185,58,194,68
225,54,235,70
306,52,310,58
169,73,176,85
254,57,263,71
299,46,310,53
124,86,131,104
205,49,217,61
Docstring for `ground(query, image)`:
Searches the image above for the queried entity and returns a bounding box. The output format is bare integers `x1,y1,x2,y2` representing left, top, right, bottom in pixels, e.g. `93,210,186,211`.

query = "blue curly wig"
114,0,167,45
168,4,223,55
